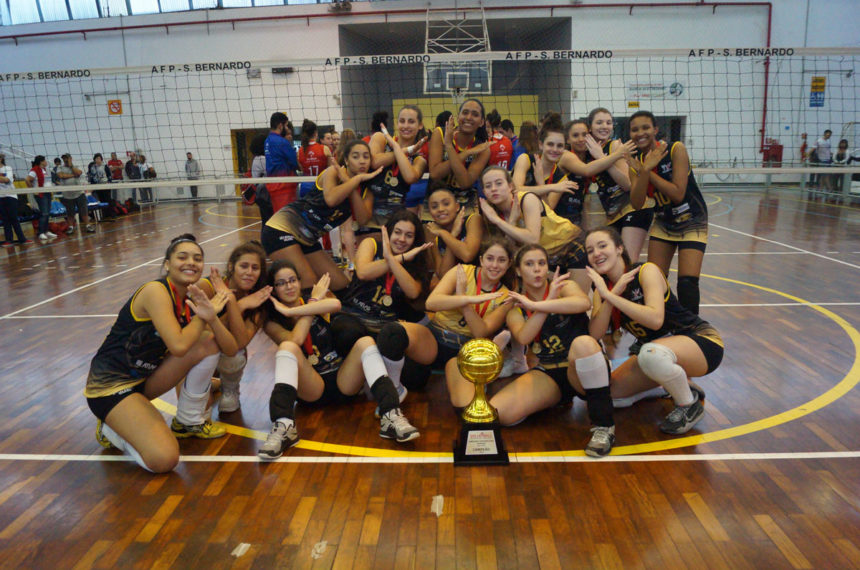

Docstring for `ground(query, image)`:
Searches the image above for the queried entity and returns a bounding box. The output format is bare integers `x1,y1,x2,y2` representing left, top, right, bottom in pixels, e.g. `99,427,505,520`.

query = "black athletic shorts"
86,381,146,421
677,324,724,374
429,323,470,368
261,224,322,256
298,369,356,407
610,207,654,232
649,235,708,253
533,363,585,404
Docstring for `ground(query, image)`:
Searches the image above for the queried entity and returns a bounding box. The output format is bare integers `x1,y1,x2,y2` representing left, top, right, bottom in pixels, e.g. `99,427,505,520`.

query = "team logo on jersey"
631,287,644,301
659,163,672,175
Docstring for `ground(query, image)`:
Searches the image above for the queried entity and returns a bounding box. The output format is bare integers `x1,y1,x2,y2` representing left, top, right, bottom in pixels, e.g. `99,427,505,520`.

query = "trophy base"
453,422,509,466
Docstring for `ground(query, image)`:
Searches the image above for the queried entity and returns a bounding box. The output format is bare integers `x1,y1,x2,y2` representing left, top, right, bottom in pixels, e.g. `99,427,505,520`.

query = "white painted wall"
0,0,856,184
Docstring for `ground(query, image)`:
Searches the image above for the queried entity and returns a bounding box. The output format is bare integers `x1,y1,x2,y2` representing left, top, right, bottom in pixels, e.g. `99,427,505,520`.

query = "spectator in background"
813,129,833,192
0,153,31,246
265,112,299,213
108,152,124,182
88,154,111,216
833,138,850,194
57,153,94,234
485,109,514,170
363,111,389,143
139,154,155,203
335,128,356,164
51,157,62,186
185,152,201,199
500,119,518,146
26,155,57,241
249,133,271,223
320,128,335,155
331,131,341,153
511,121,538,167
125,151,142,203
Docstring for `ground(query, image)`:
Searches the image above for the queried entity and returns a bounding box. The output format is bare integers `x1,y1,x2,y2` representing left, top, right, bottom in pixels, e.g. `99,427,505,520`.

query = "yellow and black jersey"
340,239,422,332
516,190,581,259
634,142,707,234
364,139,418,227
435,126,478,207
269,300,342,376
614,263,710,342
435,212,474,260
432,265,509,337
85,277,190,398
266,172,367,246
587,140,632,220
518,295,589,366
521,154,586,226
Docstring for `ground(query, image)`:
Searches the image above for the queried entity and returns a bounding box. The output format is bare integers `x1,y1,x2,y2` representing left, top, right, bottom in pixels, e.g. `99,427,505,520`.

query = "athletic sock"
382,356,405,391
493,329,511,350
575,352,614,427
269,350,300,422
370,376,400,417
101,422,153,472
360,345,388,389
176,353,220,425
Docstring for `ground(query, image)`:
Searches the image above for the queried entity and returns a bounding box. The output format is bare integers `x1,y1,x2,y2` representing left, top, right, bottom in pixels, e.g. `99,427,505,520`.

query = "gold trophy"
453,339,509,466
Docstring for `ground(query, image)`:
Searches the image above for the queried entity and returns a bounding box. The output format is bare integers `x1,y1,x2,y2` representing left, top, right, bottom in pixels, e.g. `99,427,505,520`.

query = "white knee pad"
636,343,678,381
218,350,247,375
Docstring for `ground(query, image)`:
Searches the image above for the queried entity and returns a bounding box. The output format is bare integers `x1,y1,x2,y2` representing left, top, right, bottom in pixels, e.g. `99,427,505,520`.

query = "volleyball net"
1,48,858,199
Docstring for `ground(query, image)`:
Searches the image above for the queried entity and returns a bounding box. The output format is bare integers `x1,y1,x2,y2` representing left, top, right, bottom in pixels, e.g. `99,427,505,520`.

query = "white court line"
710,223,860,271
0,451,858,464
6,301,858,319
704,251,807,255
0,221,261,320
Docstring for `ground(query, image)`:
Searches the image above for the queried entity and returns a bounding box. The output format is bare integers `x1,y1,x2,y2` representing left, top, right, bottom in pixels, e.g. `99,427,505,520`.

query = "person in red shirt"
485,109,514,171
108,152,124,181
297,120,334,178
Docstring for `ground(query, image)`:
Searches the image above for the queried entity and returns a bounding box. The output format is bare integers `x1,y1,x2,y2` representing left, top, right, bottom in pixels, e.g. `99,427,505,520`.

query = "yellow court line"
153,272,859,459
202,204,261,220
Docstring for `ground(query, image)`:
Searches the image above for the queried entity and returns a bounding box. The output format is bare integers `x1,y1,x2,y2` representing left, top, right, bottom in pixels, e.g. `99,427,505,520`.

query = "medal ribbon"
474,268,500,318
167,278,192,324
298,298,314,356
384,271,396,298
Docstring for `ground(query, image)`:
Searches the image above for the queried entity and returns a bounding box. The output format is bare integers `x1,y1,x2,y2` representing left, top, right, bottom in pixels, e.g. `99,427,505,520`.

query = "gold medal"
532,342,542,355
308,354,319,366
381,295,393,307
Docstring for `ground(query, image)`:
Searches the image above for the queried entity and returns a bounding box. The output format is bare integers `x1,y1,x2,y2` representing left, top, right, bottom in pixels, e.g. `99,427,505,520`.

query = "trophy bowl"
457,339,504,423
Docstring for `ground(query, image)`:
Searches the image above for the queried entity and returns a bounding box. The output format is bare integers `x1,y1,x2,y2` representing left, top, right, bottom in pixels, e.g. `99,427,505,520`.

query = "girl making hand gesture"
585,226,723,435
338,209,438,397
424,186,484,278
627,110,709,317
85,235,238,472
462,244,617,457
262,139,382,292
257,265,420,458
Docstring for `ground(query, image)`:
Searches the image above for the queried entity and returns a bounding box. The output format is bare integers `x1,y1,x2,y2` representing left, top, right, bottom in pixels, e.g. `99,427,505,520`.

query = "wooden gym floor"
0,190,858,569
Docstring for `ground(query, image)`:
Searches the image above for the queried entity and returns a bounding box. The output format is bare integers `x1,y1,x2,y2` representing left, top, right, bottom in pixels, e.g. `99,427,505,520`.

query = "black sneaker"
660,391,705,435
257,420,299,460
379,408,420,443
585,425,615,457
628,339,643,356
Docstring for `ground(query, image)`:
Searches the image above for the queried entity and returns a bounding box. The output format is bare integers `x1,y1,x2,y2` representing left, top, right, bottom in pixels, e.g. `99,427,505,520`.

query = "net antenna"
424,4,492,98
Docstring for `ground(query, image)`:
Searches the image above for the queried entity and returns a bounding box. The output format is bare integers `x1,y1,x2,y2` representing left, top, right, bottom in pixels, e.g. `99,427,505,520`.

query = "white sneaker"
219,381,240,413
66,225,75,233
379,409,420,443
499,353,529,378
38,233,48,241
46,231,58,239
257,420,299,460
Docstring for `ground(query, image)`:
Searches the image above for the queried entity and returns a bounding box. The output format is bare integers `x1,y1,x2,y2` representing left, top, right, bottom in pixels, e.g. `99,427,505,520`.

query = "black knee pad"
330,314,368,357
377,322,409,361
677,275,700,315
401,358,432,391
